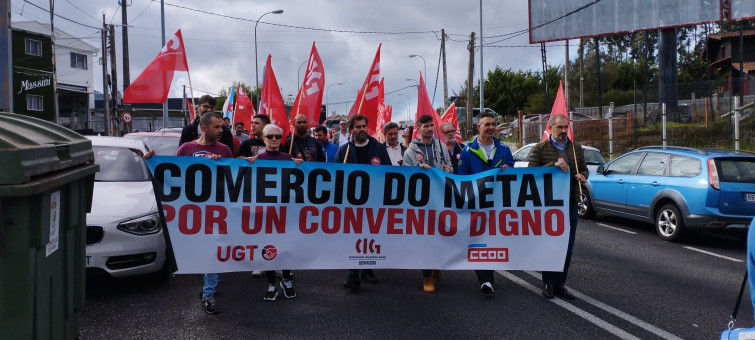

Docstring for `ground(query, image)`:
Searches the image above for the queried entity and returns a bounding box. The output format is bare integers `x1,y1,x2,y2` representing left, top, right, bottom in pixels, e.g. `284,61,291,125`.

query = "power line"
22,0,102,30
154,0,438,36
63,0,100,24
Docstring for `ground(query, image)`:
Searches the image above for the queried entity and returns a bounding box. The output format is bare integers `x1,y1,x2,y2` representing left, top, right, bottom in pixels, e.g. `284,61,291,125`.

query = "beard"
354,130,369,143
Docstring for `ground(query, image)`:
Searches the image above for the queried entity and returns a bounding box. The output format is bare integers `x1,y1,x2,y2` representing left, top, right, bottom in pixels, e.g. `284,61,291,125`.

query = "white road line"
518,271,682,340
683,246,743,263
597,223,638,234
500,271,642,340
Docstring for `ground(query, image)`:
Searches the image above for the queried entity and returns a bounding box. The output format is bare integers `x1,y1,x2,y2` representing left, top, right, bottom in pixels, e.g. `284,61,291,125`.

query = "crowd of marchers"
145,94,589,315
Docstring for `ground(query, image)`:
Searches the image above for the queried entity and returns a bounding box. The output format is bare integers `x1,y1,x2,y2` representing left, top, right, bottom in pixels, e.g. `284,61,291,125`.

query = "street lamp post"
397,93,410,122
397,101,409,121
326,82,342,116
297,60,307,87
255,9,284,95
409,54,427,79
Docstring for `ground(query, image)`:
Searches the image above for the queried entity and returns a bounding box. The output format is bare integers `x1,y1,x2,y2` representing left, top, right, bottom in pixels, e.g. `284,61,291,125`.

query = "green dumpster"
0,113,98,340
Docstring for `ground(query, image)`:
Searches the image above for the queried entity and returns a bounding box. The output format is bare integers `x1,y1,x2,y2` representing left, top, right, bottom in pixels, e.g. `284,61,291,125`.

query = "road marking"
515,271,682,340
597,223,637,234
500,271,642,340
683,246,743,263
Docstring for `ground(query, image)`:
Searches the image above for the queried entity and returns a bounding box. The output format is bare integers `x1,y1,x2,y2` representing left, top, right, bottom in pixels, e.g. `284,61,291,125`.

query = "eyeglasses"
200,104,213,109
340,123,347,126
443,130,456,134
264,134,283,140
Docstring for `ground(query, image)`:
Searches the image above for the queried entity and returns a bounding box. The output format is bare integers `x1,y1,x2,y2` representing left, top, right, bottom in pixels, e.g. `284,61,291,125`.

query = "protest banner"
146,156,571,274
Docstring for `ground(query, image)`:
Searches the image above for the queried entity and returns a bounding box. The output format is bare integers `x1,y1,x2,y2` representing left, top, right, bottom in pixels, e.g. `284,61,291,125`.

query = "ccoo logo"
262,245,277,261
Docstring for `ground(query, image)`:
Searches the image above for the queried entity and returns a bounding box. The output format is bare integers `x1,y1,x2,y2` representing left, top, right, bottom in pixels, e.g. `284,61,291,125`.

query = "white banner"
147,156,571,274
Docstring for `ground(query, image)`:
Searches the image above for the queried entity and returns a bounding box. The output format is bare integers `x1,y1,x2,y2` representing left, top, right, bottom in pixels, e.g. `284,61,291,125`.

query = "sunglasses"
265,134,283,140
340,123,347,126
443,130,456,134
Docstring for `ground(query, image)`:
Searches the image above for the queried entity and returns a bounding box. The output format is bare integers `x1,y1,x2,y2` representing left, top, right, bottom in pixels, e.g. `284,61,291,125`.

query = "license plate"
747,193,755,202
85,255,94,267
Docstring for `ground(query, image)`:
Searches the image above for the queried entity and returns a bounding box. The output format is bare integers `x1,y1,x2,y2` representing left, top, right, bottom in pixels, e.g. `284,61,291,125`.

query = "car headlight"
117,213,162,235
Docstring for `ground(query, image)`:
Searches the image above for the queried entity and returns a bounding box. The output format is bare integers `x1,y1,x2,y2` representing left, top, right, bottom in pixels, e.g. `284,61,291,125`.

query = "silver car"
512,142,606,172
85,136,168,279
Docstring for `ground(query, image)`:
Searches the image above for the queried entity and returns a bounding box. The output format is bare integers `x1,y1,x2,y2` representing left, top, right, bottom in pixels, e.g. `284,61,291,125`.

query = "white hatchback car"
512,142,607,172
85,136,168,278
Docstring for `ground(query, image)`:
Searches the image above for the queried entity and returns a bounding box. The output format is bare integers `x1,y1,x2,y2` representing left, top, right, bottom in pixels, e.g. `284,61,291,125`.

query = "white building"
12,21,97,130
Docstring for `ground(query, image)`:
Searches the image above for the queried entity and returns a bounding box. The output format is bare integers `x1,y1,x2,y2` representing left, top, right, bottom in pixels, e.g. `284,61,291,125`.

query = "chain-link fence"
512,79,755,158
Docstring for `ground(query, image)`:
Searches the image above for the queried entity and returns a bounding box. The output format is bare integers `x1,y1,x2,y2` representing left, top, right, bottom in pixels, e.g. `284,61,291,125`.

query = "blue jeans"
746,218,755,322
202,273,219,299
542,201,578,287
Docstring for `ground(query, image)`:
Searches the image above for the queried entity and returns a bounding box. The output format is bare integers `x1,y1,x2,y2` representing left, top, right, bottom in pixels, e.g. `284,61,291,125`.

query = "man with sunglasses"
334,114,391,291
179,95,234,154
457,111,514,296
286,114,325,162
440,122,464,174
330,119,350,146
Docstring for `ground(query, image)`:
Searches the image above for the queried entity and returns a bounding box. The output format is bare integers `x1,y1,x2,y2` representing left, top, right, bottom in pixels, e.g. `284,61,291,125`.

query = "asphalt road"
80,214,751,339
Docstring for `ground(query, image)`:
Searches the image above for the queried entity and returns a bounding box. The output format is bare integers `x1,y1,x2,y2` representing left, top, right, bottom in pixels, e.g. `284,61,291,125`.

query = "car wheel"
577,188,596,219
655,204,684,241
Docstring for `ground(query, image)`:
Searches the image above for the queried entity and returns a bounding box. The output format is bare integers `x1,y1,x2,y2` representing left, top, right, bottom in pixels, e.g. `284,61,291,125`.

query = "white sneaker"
251,270,263,278
263,284,278,301
480,282,495,295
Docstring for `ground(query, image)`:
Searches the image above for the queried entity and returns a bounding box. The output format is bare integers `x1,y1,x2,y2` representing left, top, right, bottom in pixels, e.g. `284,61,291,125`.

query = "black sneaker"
343,272,361,291
263,284,278,301
280,280,297,299
480,282,495,295
202,295,219,314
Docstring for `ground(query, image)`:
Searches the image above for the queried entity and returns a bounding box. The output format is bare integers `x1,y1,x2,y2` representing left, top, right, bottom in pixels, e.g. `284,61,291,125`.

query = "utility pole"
50,0,60,124
541,42,548,107
466,32,475,140
101,14,111,136
441,28,449,109
564,39,570,112
121,0,130,88
1,0,11,112
478,0,484,114
109,25,119,135
579,38,584,108
595,37,603,118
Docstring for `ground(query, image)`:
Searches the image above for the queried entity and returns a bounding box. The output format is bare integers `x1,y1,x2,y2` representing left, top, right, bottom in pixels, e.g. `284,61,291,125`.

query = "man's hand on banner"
245,156,257,164
500,164,510,172
143,150,156,160
443,164,452,173
294,158,303,166
554,159,568,173
420,164,431,170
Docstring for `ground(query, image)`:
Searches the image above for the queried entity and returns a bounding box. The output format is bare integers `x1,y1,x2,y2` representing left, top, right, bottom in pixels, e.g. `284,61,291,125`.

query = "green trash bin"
0,113,98,340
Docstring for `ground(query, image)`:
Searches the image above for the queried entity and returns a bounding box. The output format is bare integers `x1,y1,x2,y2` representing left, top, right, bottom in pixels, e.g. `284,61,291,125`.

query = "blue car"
580,146,755,241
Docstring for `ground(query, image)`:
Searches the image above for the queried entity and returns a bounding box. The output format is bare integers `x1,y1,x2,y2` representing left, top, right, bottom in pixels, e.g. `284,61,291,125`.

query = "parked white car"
85,136,168,278
512,142,607,172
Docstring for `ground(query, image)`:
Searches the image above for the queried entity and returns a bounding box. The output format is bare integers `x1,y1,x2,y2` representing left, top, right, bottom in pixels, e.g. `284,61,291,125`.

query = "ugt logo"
355,238,381,254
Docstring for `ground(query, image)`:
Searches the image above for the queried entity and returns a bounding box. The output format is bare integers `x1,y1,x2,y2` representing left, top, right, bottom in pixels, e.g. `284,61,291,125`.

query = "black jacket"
286,134,325,162
179,118,235,154
334,136,392,165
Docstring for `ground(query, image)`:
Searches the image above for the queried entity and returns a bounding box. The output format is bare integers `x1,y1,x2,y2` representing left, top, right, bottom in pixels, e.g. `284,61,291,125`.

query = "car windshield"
126,135,179,156
584,150,606,165
716,158,755,183
93,146,150,182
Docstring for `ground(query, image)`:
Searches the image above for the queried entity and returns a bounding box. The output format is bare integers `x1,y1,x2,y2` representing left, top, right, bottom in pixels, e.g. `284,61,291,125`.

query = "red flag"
412,72,445,143
186,98,196,122
541,80,574,141
441,103,463,143
372,79,387,139
259,55,289,140
291,43,325,128
348,44,381,136
348,86,364,117
124,30,189,103
235,84,255,131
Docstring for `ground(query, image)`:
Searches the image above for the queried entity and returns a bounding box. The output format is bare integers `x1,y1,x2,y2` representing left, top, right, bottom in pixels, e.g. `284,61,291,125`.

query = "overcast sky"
11,0,578,121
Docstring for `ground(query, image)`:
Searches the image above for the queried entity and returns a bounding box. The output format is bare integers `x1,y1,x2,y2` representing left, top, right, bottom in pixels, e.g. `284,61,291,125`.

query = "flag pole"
231,82,239,123
289,83,306,154
571,140,583,195
187,69,197,121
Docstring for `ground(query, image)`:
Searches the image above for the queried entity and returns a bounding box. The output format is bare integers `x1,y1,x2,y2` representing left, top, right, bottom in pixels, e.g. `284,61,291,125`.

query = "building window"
70,52,87,70
27,95,43,111
25,39,42,56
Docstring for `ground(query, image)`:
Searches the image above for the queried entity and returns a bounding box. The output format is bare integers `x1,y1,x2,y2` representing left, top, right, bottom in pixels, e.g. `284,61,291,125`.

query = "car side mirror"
596,165,605,174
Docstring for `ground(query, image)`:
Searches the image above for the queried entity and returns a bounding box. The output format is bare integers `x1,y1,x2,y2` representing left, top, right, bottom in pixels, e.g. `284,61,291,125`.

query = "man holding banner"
528,113,588,301
441,122,464,174
179,95,234,153
287,114,325,162
457,111,514,295
403,114,452,293
335,114,391,291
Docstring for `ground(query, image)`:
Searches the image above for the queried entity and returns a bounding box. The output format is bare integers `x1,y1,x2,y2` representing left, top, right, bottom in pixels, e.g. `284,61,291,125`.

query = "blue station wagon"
580,146,755,241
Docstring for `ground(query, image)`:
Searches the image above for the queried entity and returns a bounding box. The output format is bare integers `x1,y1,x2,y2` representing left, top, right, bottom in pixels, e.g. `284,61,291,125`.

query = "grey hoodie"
402,138,452,169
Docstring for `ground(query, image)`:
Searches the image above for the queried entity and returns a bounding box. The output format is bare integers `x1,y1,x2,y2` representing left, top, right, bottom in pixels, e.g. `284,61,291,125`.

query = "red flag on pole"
124,29,189,103
291,42,325,127
259,55,289,140
441,103,463,143
373,78,387,139
235,84,255,131
186,98,196,122
412,72,445,143
541,80,574,141
348,44,381,136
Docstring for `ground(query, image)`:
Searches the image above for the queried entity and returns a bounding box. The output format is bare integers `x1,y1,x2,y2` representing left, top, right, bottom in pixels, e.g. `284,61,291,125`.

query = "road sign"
122,112,132,124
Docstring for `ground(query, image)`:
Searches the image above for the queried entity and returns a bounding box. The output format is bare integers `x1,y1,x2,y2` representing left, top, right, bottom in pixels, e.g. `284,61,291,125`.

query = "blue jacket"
457,136,514,175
